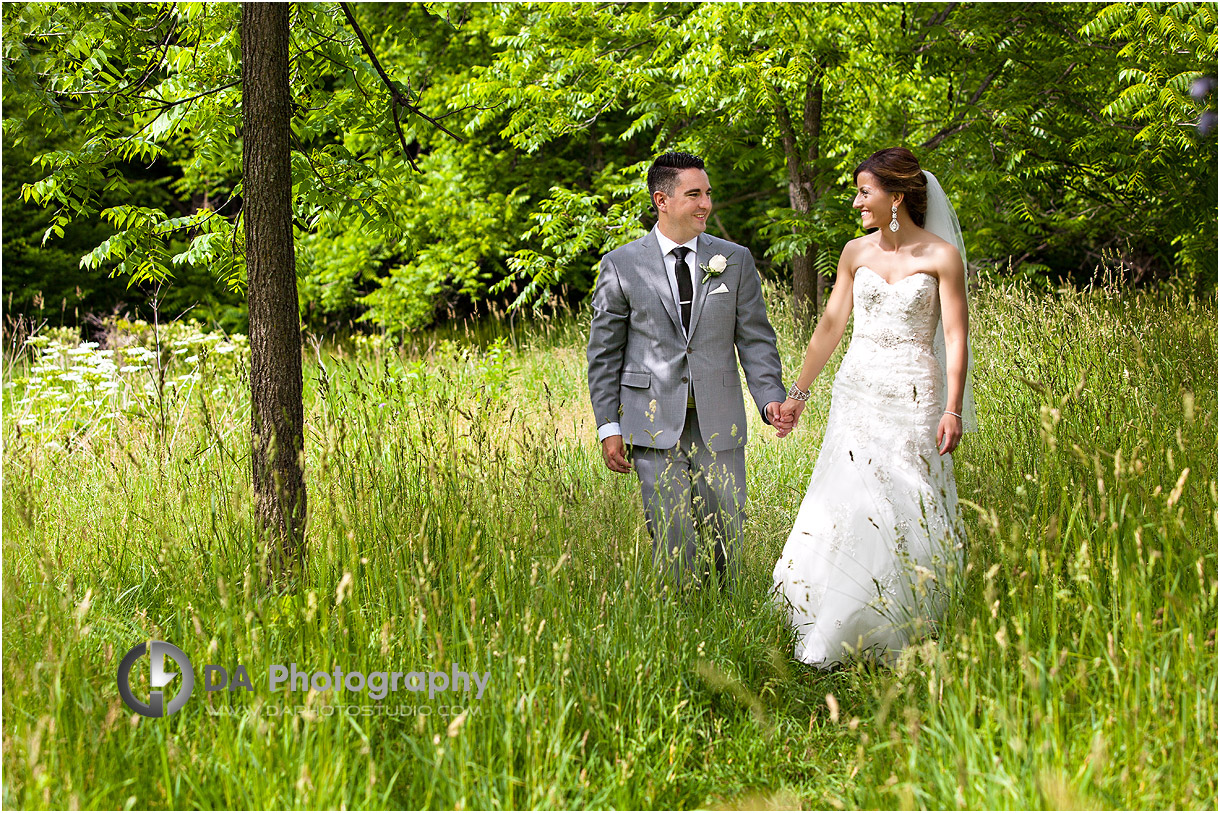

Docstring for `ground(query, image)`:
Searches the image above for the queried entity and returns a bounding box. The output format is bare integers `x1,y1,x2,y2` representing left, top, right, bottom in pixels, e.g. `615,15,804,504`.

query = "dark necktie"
673,246,692,332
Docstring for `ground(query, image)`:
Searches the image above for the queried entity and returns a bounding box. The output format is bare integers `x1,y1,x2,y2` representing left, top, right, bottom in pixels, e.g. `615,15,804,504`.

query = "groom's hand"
601,435,632,473
766,402,795,438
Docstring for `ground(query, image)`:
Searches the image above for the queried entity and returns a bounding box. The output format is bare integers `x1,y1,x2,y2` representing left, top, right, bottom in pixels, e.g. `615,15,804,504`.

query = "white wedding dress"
771,265,965,668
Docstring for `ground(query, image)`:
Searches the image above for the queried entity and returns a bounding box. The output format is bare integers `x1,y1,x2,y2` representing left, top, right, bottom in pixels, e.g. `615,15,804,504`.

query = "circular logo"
117,641,195,717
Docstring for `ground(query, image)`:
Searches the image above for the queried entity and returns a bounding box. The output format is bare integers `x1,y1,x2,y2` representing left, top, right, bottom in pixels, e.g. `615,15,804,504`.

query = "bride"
771,147,974,669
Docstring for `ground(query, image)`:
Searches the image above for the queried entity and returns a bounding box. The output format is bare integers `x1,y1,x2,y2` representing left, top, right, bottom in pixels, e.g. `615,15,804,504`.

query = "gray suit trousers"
631,408,747,588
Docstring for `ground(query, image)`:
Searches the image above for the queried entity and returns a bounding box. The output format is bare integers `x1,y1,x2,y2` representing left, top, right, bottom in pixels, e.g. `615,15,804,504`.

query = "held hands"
937,412,963,456
779,397,806,432
767,400,801,438
601,435,632,473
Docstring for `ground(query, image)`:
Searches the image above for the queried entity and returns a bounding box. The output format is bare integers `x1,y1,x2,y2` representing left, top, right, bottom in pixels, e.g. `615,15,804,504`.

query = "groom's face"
655,168,712,243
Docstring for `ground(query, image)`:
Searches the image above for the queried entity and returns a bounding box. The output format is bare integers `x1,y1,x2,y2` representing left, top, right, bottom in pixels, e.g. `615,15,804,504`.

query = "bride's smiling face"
852,171,895,229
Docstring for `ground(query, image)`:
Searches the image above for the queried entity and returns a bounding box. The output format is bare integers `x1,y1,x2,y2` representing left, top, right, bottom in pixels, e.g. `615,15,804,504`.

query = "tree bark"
774,93,816,326
242,2,306,581
803,77,832,317
776,74,826,325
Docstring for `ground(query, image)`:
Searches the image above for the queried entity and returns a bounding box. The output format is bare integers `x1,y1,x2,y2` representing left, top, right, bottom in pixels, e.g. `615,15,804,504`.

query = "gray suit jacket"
587,231,786,453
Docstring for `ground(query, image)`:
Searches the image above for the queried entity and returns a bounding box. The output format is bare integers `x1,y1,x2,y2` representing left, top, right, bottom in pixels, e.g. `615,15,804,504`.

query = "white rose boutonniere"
700,252,734,284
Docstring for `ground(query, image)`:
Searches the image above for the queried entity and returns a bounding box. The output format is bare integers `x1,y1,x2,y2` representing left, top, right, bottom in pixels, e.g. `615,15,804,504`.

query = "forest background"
3,1,1216,335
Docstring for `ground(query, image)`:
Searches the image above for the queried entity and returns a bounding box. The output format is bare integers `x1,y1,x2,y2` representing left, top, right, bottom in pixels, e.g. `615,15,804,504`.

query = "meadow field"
2,278,1216,810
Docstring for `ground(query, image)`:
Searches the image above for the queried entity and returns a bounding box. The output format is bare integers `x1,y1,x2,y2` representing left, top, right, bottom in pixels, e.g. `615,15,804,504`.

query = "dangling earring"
889,204,900,233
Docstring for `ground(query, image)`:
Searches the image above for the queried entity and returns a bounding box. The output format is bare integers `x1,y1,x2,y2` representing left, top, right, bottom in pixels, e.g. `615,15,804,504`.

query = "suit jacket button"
680,376,689,383
686,348,693,355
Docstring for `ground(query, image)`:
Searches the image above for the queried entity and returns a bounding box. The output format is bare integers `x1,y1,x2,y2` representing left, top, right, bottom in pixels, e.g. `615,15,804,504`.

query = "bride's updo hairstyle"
853,148,928,228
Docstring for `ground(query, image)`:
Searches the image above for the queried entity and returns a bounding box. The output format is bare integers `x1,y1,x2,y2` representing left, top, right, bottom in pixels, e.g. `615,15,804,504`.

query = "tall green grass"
2,279,1214,809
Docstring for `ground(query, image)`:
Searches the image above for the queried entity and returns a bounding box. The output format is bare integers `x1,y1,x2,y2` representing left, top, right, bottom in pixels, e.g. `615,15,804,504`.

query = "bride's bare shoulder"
917,231,963,271
918,230,954,253
841,234,875,264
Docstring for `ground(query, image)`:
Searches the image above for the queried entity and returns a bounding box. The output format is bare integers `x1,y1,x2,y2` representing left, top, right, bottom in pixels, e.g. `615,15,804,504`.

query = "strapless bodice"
850,266,941,350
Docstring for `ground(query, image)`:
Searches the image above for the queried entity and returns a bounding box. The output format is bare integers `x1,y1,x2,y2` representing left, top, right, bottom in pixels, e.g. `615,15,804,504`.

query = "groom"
587,151,791,589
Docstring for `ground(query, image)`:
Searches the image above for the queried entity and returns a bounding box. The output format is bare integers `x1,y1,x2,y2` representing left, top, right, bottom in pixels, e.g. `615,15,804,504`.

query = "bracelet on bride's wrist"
944,410,962,419
787,384,811,402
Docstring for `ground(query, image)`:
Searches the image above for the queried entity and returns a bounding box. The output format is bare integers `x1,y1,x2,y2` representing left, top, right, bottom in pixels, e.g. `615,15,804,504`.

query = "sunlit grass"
2,277,1215,809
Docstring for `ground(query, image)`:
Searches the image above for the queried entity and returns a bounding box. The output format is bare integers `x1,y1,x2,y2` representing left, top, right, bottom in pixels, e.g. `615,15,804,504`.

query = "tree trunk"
803,78,830,317
774,94,817,326
242,2,306,581
815,265,831,311
775,73,829,326
791,252,817,324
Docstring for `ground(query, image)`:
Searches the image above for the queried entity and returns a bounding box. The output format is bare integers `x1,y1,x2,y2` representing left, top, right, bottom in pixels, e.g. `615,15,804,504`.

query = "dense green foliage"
3,2,1216,333
931,2,1219,283
3,280,1215,808
0,80,245,330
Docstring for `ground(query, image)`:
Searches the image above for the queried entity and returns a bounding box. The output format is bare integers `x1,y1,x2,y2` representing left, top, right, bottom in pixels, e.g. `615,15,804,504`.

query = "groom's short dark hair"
647,152,706,206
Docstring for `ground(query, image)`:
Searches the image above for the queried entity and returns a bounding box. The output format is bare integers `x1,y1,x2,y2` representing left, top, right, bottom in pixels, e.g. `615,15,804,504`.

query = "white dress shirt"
598,227,699,442
654,228,701,326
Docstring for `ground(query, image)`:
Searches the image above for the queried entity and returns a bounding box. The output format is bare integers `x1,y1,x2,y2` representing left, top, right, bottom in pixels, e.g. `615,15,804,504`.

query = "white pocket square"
709,283,730,295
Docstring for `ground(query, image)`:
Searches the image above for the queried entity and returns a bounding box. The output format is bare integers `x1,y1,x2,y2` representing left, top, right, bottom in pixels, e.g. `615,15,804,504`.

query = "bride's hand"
780,397,806,428
937,412,963,455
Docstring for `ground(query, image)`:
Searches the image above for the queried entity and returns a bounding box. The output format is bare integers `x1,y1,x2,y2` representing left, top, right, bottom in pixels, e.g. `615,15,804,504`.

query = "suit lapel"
686,234,713,339
639,231,682,334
